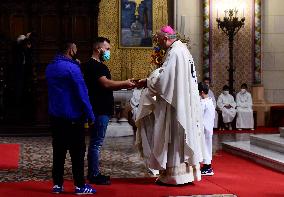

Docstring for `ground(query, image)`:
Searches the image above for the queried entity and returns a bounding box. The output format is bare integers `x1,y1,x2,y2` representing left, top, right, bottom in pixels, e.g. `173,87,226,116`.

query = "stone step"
106,122,134,137
280,127,284,138
250,134,284,154
222,141,284,173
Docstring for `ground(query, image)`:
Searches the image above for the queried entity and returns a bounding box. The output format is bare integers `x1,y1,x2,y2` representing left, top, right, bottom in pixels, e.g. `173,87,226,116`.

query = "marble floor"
0,136,152,182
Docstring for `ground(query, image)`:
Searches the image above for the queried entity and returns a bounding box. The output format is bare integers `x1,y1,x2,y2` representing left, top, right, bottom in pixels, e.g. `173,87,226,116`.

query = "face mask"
241,89,246,94
101,50,111,61
223,90,229,95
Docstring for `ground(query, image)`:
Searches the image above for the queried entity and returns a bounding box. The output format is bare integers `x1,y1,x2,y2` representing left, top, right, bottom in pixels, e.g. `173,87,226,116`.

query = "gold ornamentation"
98,0,168,80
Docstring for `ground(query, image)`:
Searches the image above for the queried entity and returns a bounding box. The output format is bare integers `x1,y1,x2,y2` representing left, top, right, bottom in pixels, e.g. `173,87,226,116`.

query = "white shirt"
201,97,215,132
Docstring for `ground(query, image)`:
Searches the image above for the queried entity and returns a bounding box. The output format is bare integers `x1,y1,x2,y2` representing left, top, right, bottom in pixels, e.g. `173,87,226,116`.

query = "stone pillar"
252,85,268,126
252,85,265,104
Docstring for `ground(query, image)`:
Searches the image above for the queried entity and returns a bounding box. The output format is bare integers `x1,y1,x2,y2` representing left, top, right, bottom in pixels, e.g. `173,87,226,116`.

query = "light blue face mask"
102,50,111,61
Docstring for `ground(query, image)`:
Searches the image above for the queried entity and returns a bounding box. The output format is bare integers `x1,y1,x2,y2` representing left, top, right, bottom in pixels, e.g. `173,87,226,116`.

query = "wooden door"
0,0,100,127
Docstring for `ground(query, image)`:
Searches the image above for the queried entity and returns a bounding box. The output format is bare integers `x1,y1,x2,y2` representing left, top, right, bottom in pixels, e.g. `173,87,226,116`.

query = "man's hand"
124,79,136,89
136,78,147,89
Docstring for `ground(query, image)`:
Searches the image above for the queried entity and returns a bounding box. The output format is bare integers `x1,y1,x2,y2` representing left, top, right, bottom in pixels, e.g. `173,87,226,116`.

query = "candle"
242,8,244,18
217,8,219,18
181,15,185,35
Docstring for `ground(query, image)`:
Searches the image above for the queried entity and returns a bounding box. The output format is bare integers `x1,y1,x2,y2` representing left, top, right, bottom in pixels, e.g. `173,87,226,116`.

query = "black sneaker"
88,173,111,185
201,167,214,176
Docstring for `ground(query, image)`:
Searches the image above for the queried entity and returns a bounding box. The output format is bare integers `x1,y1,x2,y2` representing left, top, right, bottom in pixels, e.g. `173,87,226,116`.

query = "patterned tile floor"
0,136,151,182
0,136,238,196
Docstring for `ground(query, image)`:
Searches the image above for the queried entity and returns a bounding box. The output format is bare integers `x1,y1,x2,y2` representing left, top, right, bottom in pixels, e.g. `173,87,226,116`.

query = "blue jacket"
46,54,95,122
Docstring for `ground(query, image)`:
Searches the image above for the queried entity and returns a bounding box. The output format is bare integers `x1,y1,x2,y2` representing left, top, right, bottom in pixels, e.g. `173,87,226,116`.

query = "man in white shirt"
203,77,218,128
236,83,254,130
217,85,236,130
198,82,215,176
203,77,216,107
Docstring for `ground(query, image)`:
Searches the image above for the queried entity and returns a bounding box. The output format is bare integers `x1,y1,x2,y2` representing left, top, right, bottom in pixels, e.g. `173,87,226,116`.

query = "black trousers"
50,116,86,187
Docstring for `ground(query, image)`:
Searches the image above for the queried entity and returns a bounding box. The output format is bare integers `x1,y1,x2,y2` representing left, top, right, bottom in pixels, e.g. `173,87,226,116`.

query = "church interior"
0,0,284,196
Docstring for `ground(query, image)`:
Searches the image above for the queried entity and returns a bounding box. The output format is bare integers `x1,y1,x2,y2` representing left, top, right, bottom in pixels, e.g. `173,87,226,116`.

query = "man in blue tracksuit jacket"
45,41,96,195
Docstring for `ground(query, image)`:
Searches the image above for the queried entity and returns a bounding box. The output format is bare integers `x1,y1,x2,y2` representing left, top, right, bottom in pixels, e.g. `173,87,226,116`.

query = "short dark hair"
93,37,110,49
59,40,75,53
198,82,209,94
222,85,229,91
203,77,211,82
241,83,248,89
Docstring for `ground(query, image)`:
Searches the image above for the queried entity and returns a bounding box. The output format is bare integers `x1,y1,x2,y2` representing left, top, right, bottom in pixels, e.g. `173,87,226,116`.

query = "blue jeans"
87,115,110,178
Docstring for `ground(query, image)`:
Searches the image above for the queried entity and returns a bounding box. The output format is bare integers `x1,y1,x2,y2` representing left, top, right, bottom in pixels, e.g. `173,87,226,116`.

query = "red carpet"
207,151,284,197
0,144,20,169
0,151,284,196
214,127,278,134
0,179,227,197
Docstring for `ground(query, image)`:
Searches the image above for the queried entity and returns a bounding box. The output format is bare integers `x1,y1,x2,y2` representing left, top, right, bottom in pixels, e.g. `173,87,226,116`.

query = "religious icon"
119,0,153,48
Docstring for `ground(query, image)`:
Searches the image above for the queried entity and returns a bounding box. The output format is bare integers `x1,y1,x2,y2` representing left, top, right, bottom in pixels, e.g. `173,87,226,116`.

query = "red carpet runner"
0,151,283,196
0,144,20,169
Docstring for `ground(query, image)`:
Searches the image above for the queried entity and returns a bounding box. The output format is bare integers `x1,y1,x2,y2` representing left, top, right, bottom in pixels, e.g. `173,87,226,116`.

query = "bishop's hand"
135,78,147,89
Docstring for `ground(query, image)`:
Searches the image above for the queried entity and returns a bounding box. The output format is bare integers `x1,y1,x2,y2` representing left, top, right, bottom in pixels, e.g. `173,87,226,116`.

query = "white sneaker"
148,168,159,176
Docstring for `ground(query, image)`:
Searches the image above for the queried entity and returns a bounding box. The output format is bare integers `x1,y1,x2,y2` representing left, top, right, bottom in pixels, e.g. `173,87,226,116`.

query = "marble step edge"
250,134,284,153
106,123,134,137
222,141,284,173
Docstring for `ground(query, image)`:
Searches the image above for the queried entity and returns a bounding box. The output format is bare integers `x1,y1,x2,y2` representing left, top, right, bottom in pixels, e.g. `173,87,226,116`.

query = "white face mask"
241,89,246,94
223,91,229,95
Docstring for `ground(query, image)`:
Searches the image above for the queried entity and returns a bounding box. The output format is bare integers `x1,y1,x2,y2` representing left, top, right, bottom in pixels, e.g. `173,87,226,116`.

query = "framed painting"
119,0,153,48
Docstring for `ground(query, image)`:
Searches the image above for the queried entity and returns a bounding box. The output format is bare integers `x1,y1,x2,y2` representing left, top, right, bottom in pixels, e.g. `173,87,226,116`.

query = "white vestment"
236,91,254,129
130,88,142,121
201,97,215,165
136,40,205,185
217,93,236,123
208,89,218,128
208,89,216,108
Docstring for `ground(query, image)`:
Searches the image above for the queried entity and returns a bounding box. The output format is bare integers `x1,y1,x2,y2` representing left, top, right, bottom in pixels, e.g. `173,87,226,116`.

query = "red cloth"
0,144,20,169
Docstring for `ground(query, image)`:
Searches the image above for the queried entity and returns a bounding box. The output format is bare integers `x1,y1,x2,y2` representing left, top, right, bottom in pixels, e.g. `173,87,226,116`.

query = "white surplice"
236,91,254,129
208,89,218,128
200,97,215,165
136,40,205,185
217,93,236,123
130,88,142,121
208,89,216,108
